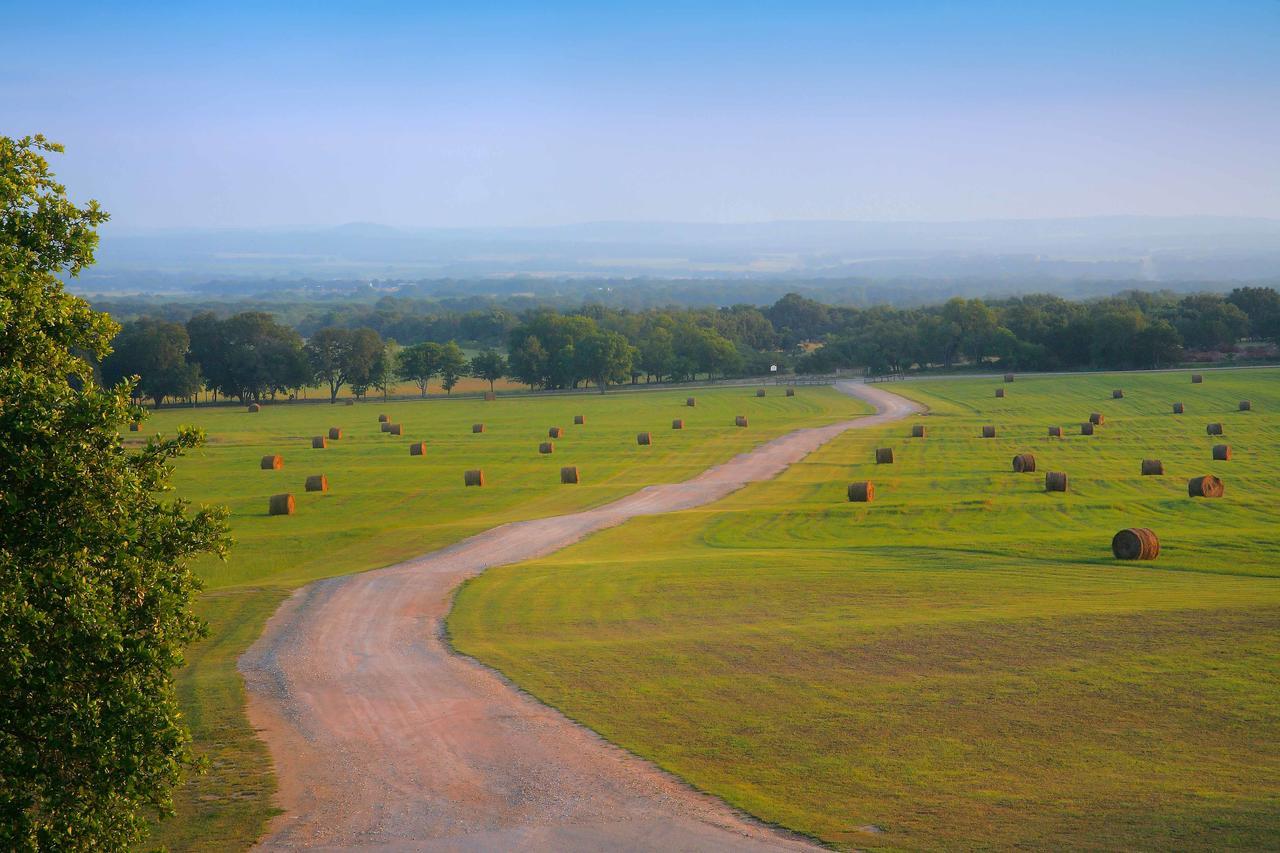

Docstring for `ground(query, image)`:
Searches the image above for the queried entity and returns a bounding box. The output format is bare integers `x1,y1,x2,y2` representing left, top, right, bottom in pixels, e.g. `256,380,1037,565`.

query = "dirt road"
239,382,921,850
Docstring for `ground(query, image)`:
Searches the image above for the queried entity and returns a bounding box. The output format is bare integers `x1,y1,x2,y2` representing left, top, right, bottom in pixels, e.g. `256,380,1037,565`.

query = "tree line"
99,287,1280,405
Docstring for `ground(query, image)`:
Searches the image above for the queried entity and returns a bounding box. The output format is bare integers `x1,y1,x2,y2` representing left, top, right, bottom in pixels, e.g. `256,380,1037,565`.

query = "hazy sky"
3,1,1278,229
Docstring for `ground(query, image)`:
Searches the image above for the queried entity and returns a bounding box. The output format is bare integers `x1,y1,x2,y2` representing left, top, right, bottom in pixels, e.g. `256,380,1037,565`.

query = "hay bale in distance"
637,432,652,446
344,399,355,406
388,423,403,436
1081,422,1095,435
248,403,261,413
464,469,484,487
1112,389,1124,399
756,388,766,397
380,422,392,433
847,481,874,502
686,397,696,407
1239,400,1252,411
1141,459,1165,475
1191,374,1203,383
672,419,684,430
574,414,585,425
1012,453,1036,473
409,442,427,456
1172,402,1184,414
328,427,342,440
1089,412,1105,425
268,493,295,515
911,424,926,438
735,415,748,427
539,442,554,454
1045,471,1068,492
305,474,328,492
995,388,1005,398
875,447,894,464
786,388,795,397
560,466,579,484
260,454,283,470
548,426,564,439
128,422,140,432
378,414,390,423
472,423,485,433
1048,426,1063,437
1212,444,1231,461
982,425,996,438
1112,528,1159,560
1188,474,1224,498
311,436,327,449
1206,422,1223,436
1004,373,1015,382
483,391,496,401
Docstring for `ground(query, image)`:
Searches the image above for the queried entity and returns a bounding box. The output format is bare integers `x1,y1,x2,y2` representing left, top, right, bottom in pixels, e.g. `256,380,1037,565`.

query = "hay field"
137,385,869,849
449,368,1280,851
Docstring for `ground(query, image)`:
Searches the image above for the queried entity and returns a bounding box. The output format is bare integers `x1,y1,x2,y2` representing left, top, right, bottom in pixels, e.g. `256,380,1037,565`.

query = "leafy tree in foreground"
0,135,230,849
101,318,203,406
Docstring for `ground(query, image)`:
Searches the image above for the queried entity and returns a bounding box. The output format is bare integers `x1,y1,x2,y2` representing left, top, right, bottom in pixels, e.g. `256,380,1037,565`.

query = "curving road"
239,382,922,850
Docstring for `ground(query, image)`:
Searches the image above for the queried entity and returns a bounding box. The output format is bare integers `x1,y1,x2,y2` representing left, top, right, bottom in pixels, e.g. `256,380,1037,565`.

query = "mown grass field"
449,368,1280,851
136,384,870,849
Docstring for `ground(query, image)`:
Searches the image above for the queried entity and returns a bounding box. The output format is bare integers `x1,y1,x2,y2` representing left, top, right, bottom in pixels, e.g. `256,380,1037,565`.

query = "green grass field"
449,368,1280,851
137,384,869,849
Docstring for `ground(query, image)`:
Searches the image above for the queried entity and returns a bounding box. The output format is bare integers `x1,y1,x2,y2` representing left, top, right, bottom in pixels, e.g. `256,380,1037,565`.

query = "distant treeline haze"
98,287,1280,404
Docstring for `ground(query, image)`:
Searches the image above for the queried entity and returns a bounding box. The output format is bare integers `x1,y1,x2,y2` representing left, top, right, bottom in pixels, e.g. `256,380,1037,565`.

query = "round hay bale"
686,397,696,407
378,413,390,423
311,436,327,449
1172,402,1184,414
1112,528,1159,560
344,399,355,406
756,389,766,397
1045,471,1068,492
388,424,403,436
786,388,795,397
1239,400,1252,411
1089,412,1105,425
875,447,894,464
735,415,748,428
1206,422,1223,436
1188,474,1224,498
472,423,485,433
548,426,563,439
982,425,996,438
409,442,427,456
128,422,140,432
268,493,295,515
1212,444,1231,461
672,419,684,430
560,466,579,484
248,403,261,413
464,469,484,487
911,424,926,438
328,427,342,440
380,422,392,433
1112,389,1124,399
305,474,328,492
1140,459,1164,475
1048,426,1063,437
539,441,554,454
1004,373,1015,382
483,391,497,401
1191,374,1203,383
1012,453,1036,473
1081,422,1095,435
637,432,652,446
847,481,874,502
260,454,283,470
574,414,585,425
995,388,1005,398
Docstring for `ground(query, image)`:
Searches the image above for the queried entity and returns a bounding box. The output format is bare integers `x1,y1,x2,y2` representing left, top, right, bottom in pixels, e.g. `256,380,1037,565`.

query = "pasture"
138,384,870,849
449,368,1280,851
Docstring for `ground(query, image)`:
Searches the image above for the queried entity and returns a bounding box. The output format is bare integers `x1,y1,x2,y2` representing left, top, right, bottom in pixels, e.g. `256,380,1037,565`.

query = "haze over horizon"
3,1,1278,232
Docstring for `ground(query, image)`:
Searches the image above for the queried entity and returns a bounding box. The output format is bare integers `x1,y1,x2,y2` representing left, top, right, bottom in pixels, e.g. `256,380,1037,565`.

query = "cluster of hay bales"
1213,444,1231,461
735,415,748,427
409,442,427,456
328,427,342,440
305,474,328,492
982,425,996,438
847,481,874,502
472,423,485,433
1045,471,1068,492
1012,453,1036,473
1140,459,1164,475
539,442,554,454
1188,474,1224,498
464,469,484,487
549,426,564,439
875,447,894,464
268,493,294,515
261,454,283,470
637,432,652,446
672,419,684,430
574,414,586,425
1112,528,1159,560
312,436,328,449
995,388,1006,398
911,424,926,438
560,466,579,484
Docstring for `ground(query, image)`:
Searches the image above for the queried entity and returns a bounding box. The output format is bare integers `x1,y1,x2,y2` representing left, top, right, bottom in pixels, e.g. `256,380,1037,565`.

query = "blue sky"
2,1,1278,228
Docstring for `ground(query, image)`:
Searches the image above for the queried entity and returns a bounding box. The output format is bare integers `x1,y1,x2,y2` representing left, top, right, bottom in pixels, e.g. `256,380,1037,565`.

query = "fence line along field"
133,385,872,850
448,368,1280,852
